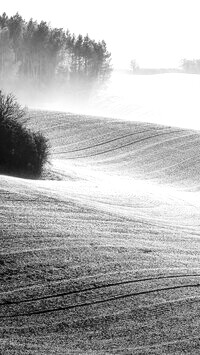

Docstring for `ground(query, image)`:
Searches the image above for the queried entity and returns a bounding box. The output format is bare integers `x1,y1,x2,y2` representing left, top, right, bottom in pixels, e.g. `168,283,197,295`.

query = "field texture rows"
1,111,200,354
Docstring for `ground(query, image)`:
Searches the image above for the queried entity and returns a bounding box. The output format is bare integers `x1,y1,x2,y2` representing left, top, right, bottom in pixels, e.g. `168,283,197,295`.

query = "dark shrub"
0,91,49,178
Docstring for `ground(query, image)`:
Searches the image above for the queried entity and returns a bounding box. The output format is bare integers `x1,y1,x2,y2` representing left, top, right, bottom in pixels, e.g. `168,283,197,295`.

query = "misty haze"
1,2,200,355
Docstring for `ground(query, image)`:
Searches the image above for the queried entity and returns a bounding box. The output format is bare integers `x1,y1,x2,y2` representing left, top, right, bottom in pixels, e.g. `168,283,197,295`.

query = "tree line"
181,59,200,74
0,12,112,91
130,58,200,75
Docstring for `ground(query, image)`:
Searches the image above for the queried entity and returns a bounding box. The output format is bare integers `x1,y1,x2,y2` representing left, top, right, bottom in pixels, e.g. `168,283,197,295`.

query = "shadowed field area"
1,110,200,354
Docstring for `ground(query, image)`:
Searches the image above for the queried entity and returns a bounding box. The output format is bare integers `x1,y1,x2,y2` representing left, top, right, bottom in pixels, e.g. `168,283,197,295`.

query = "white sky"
1,0,200,69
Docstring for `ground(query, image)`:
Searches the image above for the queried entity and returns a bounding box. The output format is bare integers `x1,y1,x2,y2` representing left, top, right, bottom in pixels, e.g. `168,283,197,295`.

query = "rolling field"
1,109,200,354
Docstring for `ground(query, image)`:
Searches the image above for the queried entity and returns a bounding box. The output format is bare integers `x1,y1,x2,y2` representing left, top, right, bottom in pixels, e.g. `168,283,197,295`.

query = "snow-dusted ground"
1,76,200,353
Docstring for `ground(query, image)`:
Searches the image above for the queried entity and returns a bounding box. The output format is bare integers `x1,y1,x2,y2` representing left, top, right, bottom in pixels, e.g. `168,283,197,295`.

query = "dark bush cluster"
0,91,49,178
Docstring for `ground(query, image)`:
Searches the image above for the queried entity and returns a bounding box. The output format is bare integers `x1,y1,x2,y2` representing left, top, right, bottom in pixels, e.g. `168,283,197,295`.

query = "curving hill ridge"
27,110,200,185
1,110,200,354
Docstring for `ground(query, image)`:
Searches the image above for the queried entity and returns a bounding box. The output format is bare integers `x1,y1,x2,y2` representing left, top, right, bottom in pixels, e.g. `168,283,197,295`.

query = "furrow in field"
1,282,200,318
1,273,200,306
57,130,182,159
52,128,157,154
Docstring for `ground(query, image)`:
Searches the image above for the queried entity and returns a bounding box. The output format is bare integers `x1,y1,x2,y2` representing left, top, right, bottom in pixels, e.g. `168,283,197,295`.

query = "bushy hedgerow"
0,91,49,178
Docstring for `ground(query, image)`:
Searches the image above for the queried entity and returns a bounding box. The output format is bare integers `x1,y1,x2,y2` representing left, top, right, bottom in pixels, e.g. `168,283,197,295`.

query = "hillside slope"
1,111,200,354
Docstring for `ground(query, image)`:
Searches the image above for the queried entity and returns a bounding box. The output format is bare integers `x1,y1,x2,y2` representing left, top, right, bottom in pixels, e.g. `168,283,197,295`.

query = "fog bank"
5,71,200,131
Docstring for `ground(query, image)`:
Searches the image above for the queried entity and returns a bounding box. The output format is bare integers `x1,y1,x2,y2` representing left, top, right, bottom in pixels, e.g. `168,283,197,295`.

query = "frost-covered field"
1,82,200,354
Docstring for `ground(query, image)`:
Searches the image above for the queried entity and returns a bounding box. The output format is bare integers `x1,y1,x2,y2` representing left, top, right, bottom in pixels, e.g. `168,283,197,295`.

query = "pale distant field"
1,77,200,354
44,72,200,131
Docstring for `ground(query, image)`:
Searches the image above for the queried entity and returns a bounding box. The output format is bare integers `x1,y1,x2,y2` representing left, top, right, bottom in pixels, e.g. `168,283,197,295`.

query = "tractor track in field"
53,130,185,159
1,281,200,318
52,128,163,154
52,130,198,156
1,273,200,317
